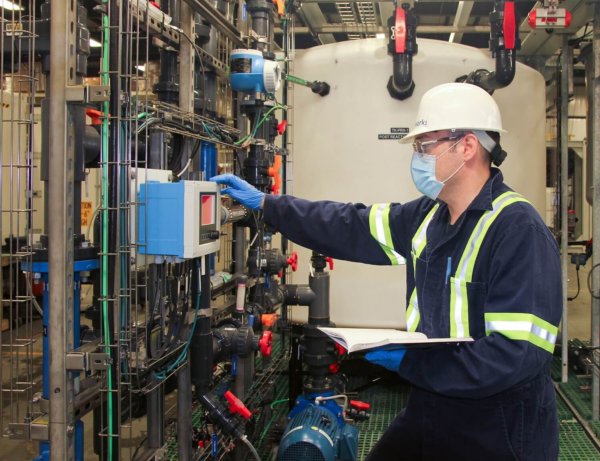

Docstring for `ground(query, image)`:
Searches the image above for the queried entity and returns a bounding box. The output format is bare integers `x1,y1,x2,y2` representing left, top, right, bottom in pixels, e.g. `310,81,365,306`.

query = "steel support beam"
449,1,475,44
378,2,394,31
177,4,194,459
276,24,496,35
592,0,600,421
49,0,77,459
559,37,570,385
182,0,244,47
299,4,336,45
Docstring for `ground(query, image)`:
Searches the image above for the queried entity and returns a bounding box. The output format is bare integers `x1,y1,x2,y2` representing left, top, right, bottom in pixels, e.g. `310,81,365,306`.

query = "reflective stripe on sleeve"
484,312,558,353
369,203,405,265
406,204,439,332
405,289,420,332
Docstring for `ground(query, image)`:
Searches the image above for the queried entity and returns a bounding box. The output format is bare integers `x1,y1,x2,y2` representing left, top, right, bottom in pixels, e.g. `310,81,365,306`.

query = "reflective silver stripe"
485,320,557,343
456,192,524,280
451,277,467,338
484,313,559,353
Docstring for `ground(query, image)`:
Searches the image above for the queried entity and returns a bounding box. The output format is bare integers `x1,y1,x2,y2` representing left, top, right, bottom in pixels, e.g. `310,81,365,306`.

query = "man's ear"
461,133,480,162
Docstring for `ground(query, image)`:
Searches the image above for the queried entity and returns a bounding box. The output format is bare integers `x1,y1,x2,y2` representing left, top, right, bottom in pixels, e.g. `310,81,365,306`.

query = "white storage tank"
288,38,546,328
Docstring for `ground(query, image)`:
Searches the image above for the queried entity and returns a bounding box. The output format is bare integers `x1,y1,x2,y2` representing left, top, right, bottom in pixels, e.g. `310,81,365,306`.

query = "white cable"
25,275,44,317
176,158,192,178
240,435,261,461
315,394,349,412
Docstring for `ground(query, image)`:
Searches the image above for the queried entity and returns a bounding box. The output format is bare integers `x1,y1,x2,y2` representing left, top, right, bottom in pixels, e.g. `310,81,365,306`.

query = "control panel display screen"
200,194,216,226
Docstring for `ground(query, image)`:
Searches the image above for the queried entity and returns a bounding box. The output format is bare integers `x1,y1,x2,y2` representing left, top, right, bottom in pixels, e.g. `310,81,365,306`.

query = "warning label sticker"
378,127,409,141
81,201,93,227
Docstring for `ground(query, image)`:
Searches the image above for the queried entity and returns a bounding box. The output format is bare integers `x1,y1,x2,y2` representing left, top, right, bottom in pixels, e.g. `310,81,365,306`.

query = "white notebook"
318,327,473,353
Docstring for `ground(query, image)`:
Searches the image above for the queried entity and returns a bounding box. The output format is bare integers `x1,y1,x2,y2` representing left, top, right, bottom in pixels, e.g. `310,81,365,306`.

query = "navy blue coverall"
263,169,562,461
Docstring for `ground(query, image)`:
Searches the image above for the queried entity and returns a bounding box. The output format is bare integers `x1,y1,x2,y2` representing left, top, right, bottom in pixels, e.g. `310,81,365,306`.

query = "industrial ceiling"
276,0,593,61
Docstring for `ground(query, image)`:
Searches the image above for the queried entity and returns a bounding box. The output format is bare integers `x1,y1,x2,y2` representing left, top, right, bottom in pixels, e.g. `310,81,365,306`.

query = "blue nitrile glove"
210,174,265,210
364,348,406,372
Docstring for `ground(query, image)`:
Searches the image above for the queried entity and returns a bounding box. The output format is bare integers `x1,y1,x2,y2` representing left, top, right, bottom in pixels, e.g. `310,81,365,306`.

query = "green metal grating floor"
165,345,600,460
352,377,600,461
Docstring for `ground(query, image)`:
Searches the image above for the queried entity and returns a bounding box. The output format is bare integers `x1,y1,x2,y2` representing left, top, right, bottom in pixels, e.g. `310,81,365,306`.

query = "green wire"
270,398,289,409
101,3,114,459
234,103,285,146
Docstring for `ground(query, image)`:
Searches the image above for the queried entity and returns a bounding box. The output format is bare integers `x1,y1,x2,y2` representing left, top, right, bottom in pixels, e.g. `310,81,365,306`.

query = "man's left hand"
364,348,406,372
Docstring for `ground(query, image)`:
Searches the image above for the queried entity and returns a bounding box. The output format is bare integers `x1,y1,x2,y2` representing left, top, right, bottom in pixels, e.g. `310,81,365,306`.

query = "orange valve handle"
261,313,278,328
286,251,298,272
259,330,273,357
268,154,282,195
224,391,252,420
86,108,104,126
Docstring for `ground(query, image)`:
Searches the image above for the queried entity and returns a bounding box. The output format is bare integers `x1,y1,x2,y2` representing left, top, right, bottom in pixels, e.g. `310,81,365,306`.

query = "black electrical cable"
568,266,581,301
586,263,600,300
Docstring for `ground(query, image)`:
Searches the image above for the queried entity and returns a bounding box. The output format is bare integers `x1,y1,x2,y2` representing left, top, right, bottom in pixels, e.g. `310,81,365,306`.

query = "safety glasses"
413,134,465,154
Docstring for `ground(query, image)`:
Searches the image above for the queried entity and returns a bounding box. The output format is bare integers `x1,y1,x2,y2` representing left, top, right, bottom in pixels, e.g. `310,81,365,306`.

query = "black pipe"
455,1,519,94
191,259,213,396
282,284,316,306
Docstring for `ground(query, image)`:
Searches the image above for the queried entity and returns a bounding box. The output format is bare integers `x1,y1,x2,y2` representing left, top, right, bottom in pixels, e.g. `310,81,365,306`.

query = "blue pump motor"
277,402,359,461
230,49,281,94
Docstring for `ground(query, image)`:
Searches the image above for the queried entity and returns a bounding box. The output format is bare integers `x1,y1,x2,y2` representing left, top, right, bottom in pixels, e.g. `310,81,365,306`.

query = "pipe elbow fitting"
387,54,415,101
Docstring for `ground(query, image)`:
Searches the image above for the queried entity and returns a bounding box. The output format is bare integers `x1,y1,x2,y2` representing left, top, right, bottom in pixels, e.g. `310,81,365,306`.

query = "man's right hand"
210,174,265,210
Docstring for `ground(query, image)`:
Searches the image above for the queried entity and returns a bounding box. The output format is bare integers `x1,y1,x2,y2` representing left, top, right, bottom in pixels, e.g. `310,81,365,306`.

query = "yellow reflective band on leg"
369,203,405,265
484,312,558,353
406,289,420,332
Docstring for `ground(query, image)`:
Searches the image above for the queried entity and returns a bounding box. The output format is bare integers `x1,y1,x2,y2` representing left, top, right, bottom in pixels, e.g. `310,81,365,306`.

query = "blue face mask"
410,152,444,200
410,139,465,200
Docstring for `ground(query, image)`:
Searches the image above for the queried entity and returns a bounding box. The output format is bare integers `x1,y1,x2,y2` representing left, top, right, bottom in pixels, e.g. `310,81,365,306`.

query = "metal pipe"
177,361,192,460
560,37,569,384
48,0,77,458
592,0,600,421
147,385,164,448
176,8,195,456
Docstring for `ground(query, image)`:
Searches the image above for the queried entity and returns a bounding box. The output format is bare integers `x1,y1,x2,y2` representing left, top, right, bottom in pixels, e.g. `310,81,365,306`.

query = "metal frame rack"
1,0,299,460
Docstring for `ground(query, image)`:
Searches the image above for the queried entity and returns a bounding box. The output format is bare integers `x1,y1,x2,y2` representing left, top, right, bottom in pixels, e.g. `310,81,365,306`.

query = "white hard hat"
399,82,506,144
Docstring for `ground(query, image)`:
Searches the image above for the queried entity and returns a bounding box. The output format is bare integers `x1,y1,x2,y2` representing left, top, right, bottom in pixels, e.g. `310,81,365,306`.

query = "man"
213,82,561,460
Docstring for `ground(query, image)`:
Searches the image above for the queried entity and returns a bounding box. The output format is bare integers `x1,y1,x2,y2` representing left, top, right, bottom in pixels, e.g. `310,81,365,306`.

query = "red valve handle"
502,1,516,50
258,330,273,357
286,251,298,272
394,6,407,54
350,400,371,411
325,257,334,270
277,120,287,135
86,109,104,126
224,390,252,420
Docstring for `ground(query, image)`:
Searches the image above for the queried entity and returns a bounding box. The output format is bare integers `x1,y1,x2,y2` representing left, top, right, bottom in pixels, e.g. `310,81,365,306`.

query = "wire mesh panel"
0,0,39,441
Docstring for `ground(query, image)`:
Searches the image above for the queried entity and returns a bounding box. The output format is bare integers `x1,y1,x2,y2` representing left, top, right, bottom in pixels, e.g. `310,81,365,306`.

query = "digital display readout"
200,194,216,226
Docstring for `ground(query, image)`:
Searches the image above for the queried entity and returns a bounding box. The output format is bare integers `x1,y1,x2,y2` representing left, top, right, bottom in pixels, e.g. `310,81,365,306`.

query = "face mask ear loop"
440,138,466,184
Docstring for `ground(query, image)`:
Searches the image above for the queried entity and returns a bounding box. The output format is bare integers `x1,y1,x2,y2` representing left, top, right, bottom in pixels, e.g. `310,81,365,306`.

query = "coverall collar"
461,168,504,212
